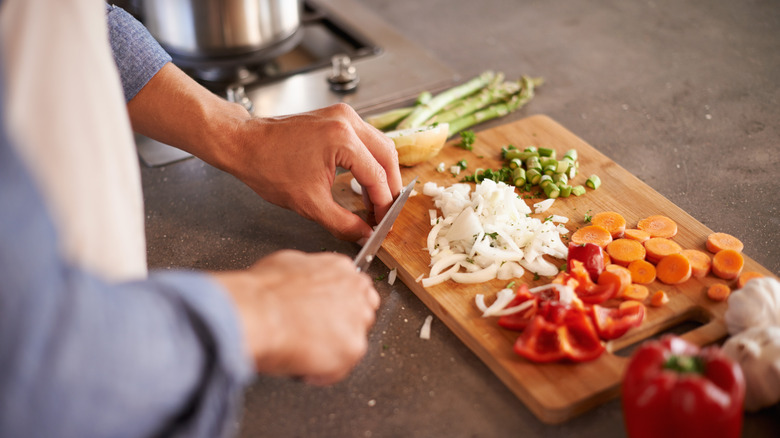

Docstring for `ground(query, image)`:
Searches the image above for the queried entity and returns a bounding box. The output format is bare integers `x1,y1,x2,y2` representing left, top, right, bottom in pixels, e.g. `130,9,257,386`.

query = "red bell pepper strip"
497,285,538,331
622,335,745,438
567,242,605,281
564,260,617,304
513,301,604,363
590,302,645,340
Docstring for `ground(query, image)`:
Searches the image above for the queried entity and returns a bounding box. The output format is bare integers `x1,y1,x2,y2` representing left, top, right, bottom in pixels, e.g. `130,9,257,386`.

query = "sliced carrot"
603,252,611,265
680,249,712,278
707,283,731,302
650,290,669,307
711,249,744,280
706,232,744,254
624,229,651,243
637,215,678,238
737,271,764,289
591,211,627,239
623,284,650,301
570,225,613,248
628,259,656,284
656,253,692,285
606,238,646,267
605,264,632,297
644,237,683,264
619,300,646,312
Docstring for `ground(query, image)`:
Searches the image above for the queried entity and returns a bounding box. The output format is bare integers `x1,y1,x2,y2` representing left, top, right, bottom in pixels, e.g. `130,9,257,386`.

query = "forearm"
126,62,250,171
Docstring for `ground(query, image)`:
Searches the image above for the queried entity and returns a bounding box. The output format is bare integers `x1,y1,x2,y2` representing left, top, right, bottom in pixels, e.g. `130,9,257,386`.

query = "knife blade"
354,177,418,272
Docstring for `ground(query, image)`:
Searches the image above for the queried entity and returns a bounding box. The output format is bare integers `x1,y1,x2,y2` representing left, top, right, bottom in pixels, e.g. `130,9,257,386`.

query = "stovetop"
137,0,457,167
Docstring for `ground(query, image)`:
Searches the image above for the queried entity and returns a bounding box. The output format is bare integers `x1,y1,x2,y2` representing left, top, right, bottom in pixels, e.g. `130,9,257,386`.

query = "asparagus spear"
396,71,496,130
364,91,432,130
447,76,542,136
430,78,521,124
365,107,414,130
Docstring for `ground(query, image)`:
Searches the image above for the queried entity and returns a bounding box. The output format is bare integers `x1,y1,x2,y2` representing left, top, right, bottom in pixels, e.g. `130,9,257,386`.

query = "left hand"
226,103,403,242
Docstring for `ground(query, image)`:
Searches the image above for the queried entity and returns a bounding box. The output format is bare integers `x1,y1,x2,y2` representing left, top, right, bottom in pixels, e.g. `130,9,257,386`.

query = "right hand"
214,250,380,385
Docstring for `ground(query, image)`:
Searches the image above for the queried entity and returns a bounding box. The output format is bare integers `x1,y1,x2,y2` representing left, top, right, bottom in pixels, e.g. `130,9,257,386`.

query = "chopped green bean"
512,167,526,186
526,168,542,185
543,182,560,198
538,147,556,158
572,185,586,196
586,174,602,189
525,156,542,171
558,184,573,197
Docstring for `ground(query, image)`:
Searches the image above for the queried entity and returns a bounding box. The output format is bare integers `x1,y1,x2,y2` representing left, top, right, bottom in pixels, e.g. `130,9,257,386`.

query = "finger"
346,145,395,223
353,120,403,196
309,194,373,242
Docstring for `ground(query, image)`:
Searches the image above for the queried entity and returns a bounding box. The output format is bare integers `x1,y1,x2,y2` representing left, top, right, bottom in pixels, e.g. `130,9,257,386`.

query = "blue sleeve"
105,4,172,102
0,78,252,438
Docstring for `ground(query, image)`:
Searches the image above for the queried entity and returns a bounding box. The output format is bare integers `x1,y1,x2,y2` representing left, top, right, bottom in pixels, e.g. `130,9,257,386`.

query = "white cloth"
1,0,147,281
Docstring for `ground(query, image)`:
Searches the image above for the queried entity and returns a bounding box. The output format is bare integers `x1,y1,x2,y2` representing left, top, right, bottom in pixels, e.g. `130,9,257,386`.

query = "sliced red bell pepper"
513,301,605,363
567,242,605,281
622,335,745,438
566,260,618,304
497,285,538,331
590,302,645,340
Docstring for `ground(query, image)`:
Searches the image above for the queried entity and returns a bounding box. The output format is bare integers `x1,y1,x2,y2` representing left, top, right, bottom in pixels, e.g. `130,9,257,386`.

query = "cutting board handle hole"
612,319,704,358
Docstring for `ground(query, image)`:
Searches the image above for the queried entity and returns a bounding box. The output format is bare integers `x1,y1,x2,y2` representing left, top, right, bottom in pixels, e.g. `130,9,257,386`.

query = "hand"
214,250,380,385
227,103,403,242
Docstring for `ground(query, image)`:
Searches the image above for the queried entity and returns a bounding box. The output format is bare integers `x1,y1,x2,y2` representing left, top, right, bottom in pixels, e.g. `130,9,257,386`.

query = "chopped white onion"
429,209,438,226
421,180,570,285
420,315,433,340
533,198,555,213
480,288,516,316
388,268,397,285
350,178,362,195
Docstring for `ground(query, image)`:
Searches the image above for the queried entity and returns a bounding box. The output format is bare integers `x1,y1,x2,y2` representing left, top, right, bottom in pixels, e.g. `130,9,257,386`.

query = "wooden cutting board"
332,115,777,424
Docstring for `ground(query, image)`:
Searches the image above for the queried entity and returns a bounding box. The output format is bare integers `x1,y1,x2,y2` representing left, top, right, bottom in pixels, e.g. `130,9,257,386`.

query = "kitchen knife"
354,177,418,272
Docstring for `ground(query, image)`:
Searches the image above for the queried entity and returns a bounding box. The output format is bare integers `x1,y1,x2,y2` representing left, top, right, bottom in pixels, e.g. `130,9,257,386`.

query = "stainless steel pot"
142,0,302,60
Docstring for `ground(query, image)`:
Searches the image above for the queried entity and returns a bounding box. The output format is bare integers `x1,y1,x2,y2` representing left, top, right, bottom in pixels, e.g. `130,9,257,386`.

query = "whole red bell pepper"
622,335,745,438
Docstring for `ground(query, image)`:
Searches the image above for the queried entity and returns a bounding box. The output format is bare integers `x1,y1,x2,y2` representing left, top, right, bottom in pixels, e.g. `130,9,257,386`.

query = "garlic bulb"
724,277,780,336
722,326,780,411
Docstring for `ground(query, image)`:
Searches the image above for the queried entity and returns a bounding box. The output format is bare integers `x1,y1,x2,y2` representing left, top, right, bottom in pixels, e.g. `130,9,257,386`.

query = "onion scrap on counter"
421,179,569,287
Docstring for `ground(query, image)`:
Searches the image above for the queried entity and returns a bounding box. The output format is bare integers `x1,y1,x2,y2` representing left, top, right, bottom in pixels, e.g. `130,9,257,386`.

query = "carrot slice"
637,215,678,238
656,253,692,285
591,211,627,239
706,232,744,254
650,290,669,307
624,229,651,243
737,271,764,289
644,237,683,264
623,284,650,301
628,259,656,284
570,225,613,248
605,264,632,297
606,239,646,267
711,249,744,280
680,249,712,278
707,283,731,302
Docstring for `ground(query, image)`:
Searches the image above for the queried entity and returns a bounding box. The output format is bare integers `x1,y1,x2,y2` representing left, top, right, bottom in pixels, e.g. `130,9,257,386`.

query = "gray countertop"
140,0,780,436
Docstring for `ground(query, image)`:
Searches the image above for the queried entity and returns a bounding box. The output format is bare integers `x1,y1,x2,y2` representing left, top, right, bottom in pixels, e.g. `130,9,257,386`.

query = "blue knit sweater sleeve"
105,4,172,102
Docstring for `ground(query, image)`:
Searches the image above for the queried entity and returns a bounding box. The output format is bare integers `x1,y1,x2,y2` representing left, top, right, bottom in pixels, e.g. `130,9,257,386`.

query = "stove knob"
327,54,360,92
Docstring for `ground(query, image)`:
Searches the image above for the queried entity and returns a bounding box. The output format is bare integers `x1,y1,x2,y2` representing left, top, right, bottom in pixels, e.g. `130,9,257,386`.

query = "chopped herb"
457,159,468,169
458,130,476,150
486,232,499,240
584,209,593,223
506,281,516,288
533,273,540,281
375,274,386,281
